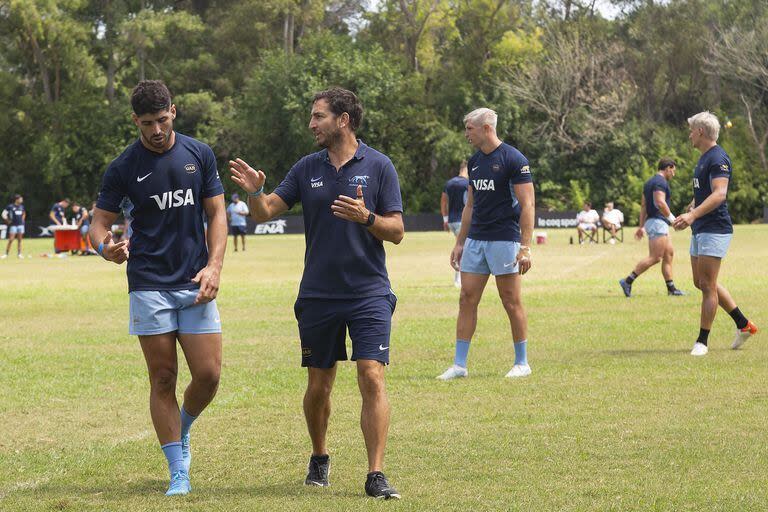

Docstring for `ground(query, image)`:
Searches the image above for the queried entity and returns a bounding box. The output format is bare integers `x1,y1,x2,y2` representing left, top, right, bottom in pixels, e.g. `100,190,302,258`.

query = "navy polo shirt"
273,141,403,299
467,142,533,242
643,174,671,221
692,145,733,234
444,176,469,223
96,133,224,292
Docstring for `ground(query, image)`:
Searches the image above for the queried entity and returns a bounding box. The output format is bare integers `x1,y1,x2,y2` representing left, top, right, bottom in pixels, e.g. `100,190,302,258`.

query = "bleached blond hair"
687,111,720,142
463,108,497,131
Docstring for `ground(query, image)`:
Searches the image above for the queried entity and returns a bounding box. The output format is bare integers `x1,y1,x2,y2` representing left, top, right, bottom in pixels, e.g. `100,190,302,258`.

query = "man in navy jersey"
619,158,685,297
2,194,26,258
437,107,535,381
673,111,758,356
49,198,69,226
441,161,469,287
230,87,403,499
89,80,226,495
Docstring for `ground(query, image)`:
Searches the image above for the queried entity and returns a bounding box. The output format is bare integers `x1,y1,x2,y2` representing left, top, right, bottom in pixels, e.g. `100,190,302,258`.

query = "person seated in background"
602,201,624,244
576,201,599,243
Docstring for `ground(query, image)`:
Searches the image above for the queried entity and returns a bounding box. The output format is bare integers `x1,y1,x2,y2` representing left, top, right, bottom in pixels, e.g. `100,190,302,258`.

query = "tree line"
1,0,766,224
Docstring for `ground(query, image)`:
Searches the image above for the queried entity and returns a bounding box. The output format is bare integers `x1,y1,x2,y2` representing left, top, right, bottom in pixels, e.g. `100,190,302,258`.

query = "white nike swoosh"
504,262,514,267
379,345,389,351
310,177,322,182
471,166,479,171
137,172,152,182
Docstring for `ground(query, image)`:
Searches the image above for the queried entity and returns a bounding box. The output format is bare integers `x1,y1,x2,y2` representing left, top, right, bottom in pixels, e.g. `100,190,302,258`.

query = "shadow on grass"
11,478,360,500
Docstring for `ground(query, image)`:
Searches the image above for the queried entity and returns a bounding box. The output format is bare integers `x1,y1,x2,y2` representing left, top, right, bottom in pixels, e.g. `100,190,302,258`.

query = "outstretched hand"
331,185,369,224
101,230,129,264
229,158,266,194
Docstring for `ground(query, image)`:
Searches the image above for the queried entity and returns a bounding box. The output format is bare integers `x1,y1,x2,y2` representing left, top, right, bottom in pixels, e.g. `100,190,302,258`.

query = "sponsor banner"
536,210,579,228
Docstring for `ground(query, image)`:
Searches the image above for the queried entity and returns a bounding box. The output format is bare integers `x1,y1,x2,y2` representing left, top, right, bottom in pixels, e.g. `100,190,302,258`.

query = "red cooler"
52,226,82,251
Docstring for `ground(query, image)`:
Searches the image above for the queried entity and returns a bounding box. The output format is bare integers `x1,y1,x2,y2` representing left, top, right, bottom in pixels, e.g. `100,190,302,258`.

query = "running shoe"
365,471,400,499
731,320,759,350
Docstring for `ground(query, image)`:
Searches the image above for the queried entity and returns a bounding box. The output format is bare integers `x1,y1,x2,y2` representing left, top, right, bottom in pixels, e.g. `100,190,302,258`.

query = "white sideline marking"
0,476,51,500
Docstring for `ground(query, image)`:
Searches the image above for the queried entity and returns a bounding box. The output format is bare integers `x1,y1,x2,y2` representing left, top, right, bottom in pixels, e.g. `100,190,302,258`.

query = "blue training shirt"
643,174,671,222
96,133,224,292
5,204,24,226
273,141,403,299
692,145,733,235
467,142,533,242
444,176,469,223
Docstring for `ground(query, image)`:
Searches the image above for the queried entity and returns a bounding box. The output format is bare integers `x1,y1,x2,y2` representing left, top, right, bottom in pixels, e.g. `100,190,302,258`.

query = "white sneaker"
731,321,758,350
436,365,468,380
505,364,532,378
0,254,6,259
690,342,708,356
609,238,616,245
17,254,23,259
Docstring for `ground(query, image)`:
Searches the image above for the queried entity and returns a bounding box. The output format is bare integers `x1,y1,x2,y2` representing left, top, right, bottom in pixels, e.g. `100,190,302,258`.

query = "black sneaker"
668,288,686,296
365,471,400,499
304,454,330,487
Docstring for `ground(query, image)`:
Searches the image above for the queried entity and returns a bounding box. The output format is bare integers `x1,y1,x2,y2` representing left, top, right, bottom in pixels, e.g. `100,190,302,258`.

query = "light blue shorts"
129,289,221,336
80,225,89,236
644,218,669,240
689,232,732,259
8,225,24,235
448,222,462,236
460,238,520,275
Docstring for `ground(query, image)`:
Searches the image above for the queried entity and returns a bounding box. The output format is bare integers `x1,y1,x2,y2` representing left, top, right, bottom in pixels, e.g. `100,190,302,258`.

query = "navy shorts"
230,225,247,235
294,293,397,368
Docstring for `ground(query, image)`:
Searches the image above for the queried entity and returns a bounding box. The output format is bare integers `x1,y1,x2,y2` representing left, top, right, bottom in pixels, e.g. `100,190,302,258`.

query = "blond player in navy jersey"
437,108,535,381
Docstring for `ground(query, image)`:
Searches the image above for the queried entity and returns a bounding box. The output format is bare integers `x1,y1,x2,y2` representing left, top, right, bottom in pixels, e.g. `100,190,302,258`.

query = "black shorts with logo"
294,293,397,368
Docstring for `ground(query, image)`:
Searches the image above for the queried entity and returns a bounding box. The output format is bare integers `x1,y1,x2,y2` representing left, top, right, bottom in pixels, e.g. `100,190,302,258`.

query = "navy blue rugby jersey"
466,143,533,242
273,141,403,299
5,204,25,226
692,145,733,234
96,133,224,292
444,176,469,223
643,174,671,221
51,203,65,224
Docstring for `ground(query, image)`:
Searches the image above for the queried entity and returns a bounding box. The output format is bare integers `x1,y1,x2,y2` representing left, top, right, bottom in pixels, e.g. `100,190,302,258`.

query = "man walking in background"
226,193,249,251
673,111,758,356
90,80,227,495
230,87,403,499
441,160,469,287
437,107,535,381
619,158,685,297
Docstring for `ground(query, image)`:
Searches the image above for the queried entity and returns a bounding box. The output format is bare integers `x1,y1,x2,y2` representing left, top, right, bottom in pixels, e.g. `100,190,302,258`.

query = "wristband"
97,242,104,256
442,216,449,223
666,214,676,224
248,186,264,197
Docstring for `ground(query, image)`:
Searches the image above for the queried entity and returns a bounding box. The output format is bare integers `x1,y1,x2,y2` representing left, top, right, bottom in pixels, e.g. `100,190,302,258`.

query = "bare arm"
636,194,647,239
450,187,473,271
49,210,61,226
192,194,227,304
673,177,728,231
653,190,673,218
229,158,290,222
88,207,129,264
440,192,448,230
514,182,535,275
331,185,404,244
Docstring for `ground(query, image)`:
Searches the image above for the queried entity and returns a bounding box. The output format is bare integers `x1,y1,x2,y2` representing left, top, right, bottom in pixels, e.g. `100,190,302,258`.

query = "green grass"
0,226,766,511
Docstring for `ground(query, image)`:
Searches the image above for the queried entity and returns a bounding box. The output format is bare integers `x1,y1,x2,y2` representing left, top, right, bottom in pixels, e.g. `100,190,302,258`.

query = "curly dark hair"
131,80,172,116
313,87,364,132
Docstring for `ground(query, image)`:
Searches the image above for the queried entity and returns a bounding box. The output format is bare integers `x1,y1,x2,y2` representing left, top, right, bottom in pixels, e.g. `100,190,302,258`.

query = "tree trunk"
283,12,294,56
27,28,53,104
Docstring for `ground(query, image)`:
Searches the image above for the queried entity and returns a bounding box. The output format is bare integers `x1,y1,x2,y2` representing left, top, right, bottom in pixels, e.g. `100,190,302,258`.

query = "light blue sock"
180,406,197,438
454,339,471,368
161,441,185,475
514,339,528,366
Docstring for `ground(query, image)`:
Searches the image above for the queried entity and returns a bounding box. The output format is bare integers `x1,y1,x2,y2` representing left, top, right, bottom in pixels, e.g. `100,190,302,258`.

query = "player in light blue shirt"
226,193,249,251
438,107,535,381
90,80,227,496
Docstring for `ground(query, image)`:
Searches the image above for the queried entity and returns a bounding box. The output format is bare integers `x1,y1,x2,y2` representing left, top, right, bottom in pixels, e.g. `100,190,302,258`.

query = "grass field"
0,226,766,511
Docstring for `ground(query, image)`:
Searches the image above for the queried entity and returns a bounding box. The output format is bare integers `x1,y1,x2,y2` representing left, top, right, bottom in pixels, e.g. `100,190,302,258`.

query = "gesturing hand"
229,158,266,194
331,185,369,224
101,230,129,264
191,265,221,304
